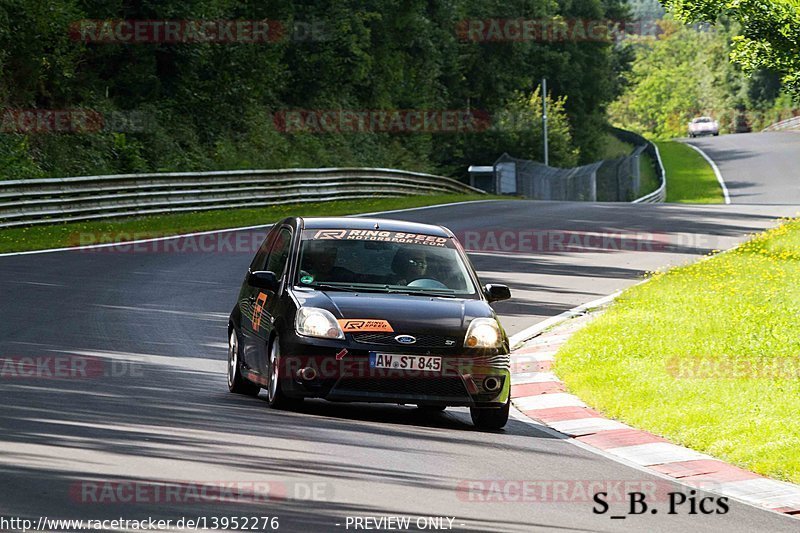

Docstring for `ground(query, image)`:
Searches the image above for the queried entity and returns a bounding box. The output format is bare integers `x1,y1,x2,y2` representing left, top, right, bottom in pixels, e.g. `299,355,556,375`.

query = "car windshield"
295,229,477,296
694,117,712,123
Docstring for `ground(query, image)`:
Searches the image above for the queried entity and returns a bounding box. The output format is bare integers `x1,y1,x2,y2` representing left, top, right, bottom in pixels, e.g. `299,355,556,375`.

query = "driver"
391,248,428,285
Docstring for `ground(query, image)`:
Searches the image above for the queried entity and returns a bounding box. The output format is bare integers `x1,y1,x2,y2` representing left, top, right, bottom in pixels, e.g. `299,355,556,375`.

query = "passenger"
301,242,354,282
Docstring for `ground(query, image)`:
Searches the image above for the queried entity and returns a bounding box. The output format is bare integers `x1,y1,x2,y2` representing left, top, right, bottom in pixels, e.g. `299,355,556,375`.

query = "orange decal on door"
252,292,268,331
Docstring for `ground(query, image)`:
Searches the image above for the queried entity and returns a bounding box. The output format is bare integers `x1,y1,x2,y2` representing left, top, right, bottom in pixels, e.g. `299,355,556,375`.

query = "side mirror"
484,284,511,303
248,270,279,292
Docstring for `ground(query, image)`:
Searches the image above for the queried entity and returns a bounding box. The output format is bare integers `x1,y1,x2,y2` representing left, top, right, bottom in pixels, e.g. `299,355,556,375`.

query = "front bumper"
689,129,718,136
278,335,511,407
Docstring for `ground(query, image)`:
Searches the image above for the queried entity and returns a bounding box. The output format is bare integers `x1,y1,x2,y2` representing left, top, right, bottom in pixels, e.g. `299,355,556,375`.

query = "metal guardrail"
631,140,666,203
762,116,800,132
610,127,666,203
487,129,667,203
0,168,484,228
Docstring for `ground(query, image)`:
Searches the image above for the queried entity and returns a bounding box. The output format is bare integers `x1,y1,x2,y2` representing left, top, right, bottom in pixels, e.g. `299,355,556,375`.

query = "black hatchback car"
227,217,512,429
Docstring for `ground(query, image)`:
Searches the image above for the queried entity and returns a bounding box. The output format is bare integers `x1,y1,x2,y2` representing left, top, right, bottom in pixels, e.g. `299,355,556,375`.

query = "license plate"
369,352,442,372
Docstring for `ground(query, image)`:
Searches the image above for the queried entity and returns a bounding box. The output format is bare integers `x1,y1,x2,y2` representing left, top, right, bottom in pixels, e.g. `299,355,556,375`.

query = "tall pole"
542,77,549,166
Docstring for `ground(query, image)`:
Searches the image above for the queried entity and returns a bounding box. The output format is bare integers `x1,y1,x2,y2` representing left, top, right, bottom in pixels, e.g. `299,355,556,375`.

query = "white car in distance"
688,116,720,137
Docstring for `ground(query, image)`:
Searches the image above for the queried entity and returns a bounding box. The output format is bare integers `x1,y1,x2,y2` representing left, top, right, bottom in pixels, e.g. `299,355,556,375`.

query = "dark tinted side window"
250,229,276,271
265,228,292,280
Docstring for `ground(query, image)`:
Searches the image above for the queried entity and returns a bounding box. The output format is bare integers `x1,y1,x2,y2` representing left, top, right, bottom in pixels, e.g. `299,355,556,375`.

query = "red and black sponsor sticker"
337,319,394,333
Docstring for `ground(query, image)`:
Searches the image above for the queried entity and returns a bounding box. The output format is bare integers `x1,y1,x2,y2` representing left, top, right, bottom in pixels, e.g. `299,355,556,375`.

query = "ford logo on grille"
394,335,416,344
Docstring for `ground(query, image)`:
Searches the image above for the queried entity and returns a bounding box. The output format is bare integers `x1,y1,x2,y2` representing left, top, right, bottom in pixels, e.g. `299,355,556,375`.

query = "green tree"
1,0,630,180
607,18,786,138
462,87,578,168
664,0,800,95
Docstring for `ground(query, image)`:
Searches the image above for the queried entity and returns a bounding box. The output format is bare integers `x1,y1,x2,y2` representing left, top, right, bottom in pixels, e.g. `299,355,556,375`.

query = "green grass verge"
555,218,800,483
656,141,724,203
0,194,497,254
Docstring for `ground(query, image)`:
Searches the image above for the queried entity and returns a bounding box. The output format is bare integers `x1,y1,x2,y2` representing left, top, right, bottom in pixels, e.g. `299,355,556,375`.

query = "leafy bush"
0,0,630,180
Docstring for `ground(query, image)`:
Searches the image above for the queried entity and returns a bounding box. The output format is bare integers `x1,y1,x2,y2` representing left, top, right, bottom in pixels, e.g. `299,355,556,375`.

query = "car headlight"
295,307,344,339
464,318,502,348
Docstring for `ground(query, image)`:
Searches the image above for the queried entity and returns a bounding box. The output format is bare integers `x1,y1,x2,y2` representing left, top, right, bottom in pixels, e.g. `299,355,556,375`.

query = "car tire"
266,335,302,409
470,398,510,430
227,328,261,396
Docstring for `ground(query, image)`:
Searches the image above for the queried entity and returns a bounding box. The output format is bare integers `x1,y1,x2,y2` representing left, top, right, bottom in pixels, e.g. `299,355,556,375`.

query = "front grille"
352,332,458,348
333,376,470,399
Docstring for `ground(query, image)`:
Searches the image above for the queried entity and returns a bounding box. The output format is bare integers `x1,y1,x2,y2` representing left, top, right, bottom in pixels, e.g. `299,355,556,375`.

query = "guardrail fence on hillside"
493,154,602,201
596,145,646,202
478,128,665,203
631,141,666,204
762,116,800,132
609,127,666,203
0,168,483,229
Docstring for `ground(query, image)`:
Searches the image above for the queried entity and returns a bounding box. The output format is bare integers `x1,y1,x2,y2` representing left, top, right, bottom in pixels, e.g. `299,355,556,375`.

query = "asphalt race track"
687,131,800,204
1,133,799,532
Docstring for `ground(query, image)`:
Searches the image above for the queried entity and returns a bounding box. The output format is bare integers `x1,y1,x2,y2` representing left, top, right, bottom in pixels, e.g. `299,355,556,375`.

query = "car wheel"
267,335,302,409
416,404,446,413
227,328,260,396
470,399,510,430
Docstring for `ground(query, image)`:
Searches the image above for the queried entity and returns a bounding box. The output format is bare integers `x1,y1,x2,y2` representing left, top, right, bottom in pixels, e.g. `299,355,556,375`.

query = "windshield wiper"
384,288,457,298
301,283,385,292
300,283,358,292
303,282,458,297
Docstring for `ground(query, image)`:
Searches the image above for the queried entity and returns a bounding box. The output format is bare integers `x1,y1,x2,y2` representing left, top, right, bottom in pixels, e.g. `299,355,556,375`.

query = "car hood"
291,288,495,337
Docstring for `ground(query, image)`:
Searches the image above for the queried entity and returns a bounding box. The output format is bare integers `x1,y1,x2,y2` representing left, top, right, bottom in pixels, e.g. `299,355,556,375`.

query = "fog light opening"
297,367,318,381
483,376,501,392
